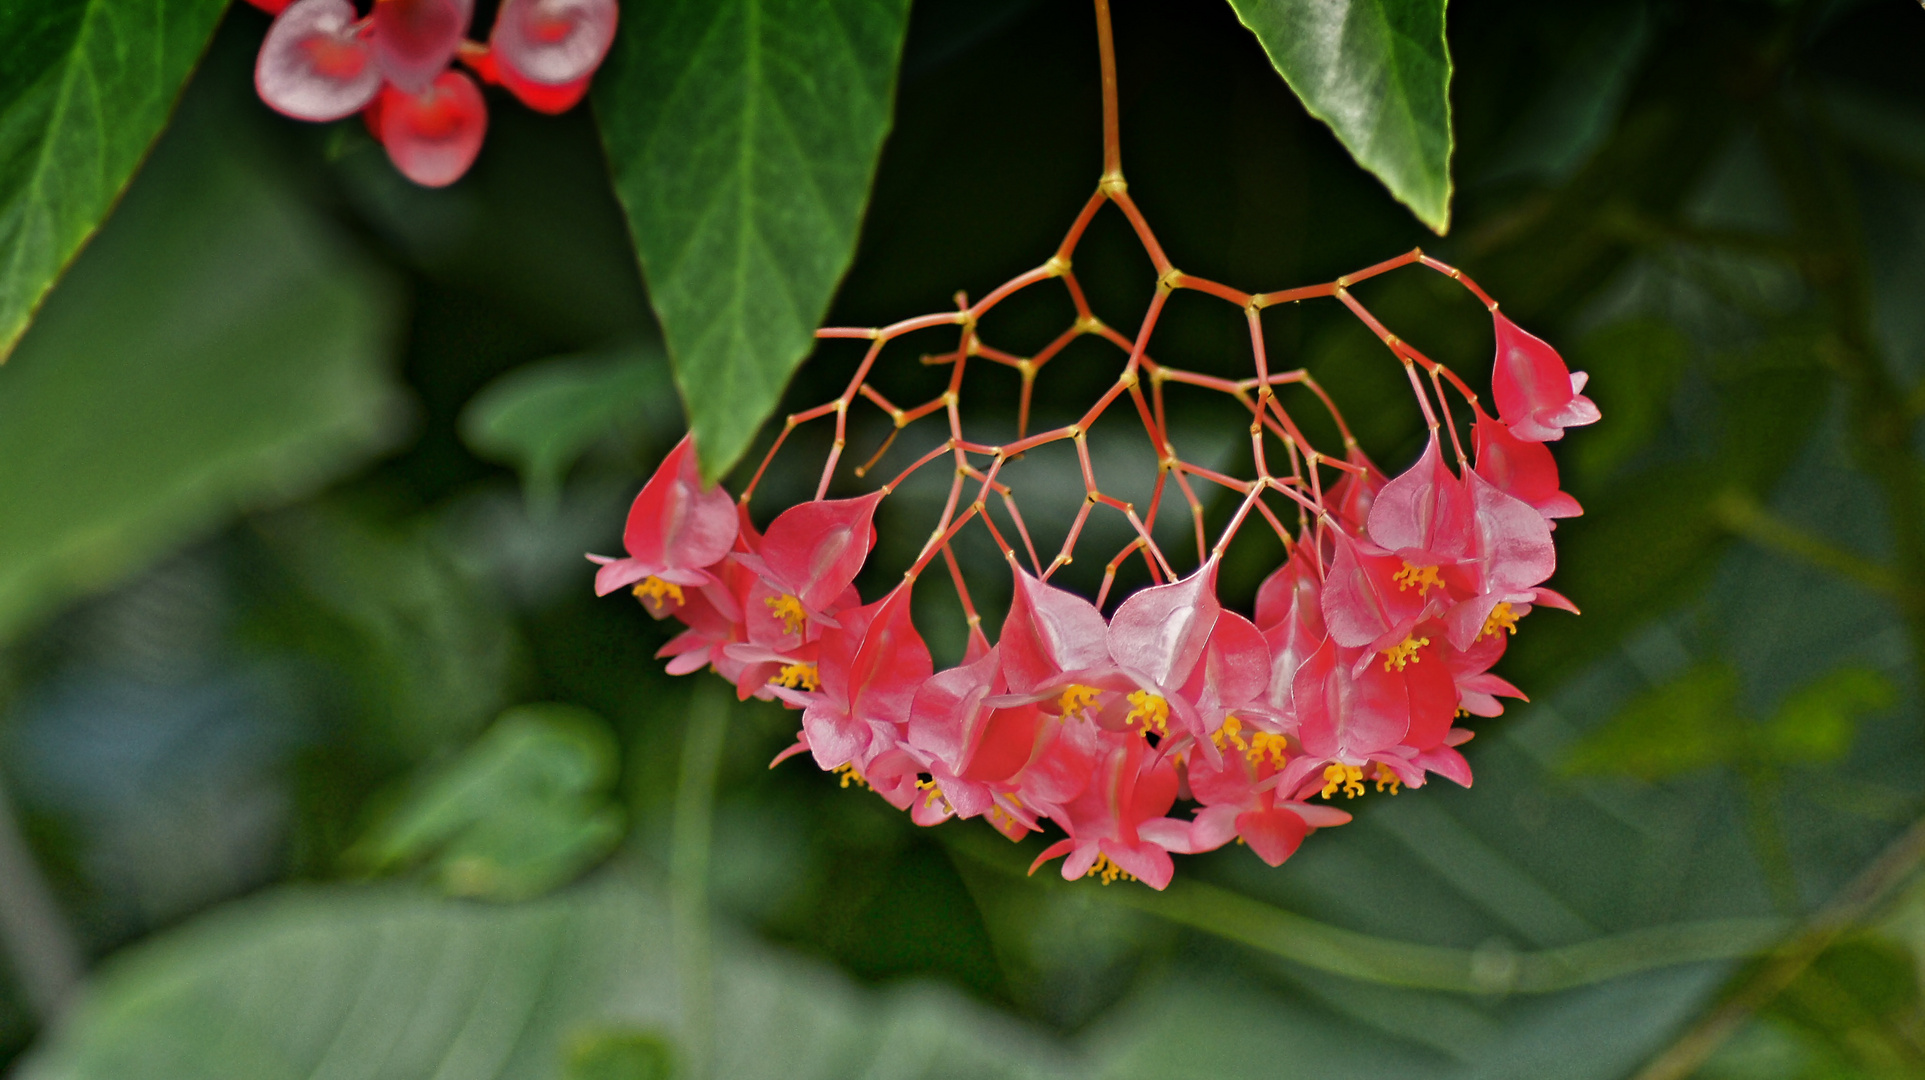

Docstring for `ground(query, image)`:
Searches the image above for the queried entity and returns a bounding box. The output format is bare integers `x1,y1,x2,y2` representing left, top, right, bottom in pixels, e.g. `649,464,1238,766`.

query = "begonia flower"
491,0,618,92
371,70,489,187
737,492,884,634
1492,312,1601,442
371,0,472,93
771,587,931,772
1473,412,1582,521
1029,734,1188,889
589,435,738,607
1184,747,1351,866
255,0,383,121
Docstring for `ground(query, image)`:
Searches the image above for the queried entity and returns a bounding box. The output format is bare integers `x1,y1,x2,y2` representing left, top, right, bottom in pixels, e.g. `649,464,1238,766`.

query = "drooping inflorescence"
593,2,1599,890
246,0,617,186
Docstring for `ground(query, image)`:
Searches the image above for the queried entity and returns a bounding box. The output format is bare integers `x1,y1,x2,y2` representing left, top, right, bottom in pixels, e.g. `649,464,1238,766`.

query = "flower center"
1124,690,1169,735
832,763,869,790
632,576,685,608
769,662,819,691
915,777,950,810
1382,634,1430,671
1320,763,1366,799
1374,763,1402,794
764,593,807,635
1481,602,1521,639
1058,684,1102,720
1086,853,1136,885
1392,561,1443,594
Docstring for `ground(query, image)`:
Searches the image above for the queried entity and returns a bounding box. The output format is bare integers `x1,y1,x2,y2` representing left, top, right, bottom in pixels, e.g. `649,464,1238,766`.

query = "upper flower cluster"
246,0,618,186
597,298,1597,890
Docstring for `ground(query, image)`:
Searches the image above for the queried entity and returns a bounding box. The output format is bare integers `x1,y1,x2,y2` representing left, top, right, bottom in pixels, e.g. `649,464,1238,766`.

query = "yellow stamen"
1247,731,1291,770
1374,763,1402,794
769,662,819,692
833,763,869,790
1058,684,1102,720
632,576,685,608
1320,763,1365,799
1481,601,1521,639
1125,690,1169,735
1085,853,1136,885
1212,714,1250,753
765,593,807,635
916,778,950,810
1392,562,1443,594
1383,635,1430,671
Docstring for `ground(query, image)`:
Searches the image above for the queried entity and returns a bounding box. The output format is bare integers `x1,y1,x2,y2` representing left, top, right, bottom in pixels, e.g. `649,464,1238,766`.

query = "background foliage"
0,1,1923,1077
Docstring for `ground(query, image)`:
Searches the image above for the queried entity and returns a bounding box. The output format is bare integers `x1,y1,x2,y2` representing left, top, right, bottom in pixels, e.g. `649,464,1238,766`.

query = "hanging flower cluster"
245,0,618,186
595,224,1597,890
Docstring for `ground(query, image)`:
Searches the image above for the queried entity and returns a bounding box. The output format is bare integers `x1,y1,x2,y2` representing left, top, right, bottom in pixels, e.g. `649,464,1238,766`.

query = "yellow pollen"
1085,853,1136,885
916,778,950,810
769,662,820,692
1058,684,1102,720
1320,763,1365,799
1374,763,1402,794
1247,731,1291,770
765,593,807,635
1392,562,1444,594
1125,690,1169,735
1481,602,1521,639
833,763,869,790
1212,714,1250,753
632,576,685,608
1383,635,1430,671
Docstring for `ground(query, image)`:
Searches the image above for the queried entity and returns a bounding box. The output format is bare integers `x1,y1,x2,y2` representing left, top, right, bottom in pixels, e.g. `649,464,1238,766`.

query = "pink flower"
255,0,384,120
1029,734,1188,889
1491,313,1601,442
1185,748,1351,866
589,435,739,608
771,587,931,772
368,70,489,187
1473,412,1582,522
489,0,617,113
736,492,884,633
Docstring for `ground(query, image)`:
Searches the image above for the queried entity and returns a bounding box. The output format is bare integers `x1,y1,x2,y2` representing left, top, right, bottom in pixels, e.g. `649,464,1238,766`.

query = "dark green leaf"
1562,662,1742,780
0,56,405,646
0,0,230,358
348,704,627,901
1224,0,1453,232
460,343,679,513
594,0,915,479
1760,667,1893,765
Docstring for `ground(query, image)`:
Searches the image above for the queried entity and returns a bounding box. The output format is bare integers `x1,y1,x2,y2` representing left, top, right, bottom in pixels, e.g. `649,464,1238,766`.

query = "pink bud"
374,71,489,188
1491,313,1601,442
372,0,473,94
491,0,618,88
255,0,382,122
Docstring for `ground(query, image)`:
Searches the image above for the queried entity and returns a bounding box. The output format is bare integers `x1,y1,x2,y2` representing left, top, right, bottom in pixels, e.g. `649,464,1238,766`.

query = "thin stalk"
0,772,82,1024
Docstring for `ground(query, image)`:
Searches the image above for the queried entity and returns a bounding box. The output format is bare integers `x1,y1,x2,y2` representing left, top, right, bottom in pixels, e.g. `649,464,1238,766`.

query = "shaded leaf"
1760,666,1893,765
1562,662,1742,780
594,0,915,479
460,343,679,513
0,0,230,358
348,704,627,901
562,1030,677,1080
1225,0,1453,232
0,48,405,647
13,875,1068,1080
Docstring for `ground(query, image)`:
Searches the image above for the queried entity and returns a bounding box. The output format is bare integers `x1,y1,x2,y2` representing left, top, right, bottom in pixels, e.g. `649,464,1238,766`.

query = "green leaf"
1760,666,1893,765
15,875,1065,1080
563,1030,677,1080
348,704,627,901
460,343,679,513
594,0,915,480
0,47,405,646
1225,0,1454,233
0,0,231,359
1561,662,1743,780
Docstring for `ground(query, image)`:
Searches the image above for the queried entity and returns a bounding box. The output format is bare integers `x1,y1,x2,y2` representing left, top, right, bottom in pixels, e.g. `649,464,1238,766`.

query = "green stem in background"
1713,490,1911,602
1735,759,1800,916
670,682,730,1080
945,831,1792,994
0,772,83,1023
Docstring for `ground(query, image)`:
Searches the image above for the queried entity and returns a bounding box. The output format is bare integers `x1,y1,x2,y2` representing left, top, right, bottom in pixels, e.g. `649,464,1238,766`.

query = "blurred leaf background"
1,1,1924,1078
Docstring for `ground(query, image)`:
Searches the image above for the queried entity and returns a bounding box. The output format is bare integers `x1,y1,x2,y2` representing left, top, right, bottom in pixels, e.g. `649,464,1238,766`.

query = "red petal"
623,435,739,576
760,492,884,613
1473,413,1581,520
998,567,1111,694
1293,638,1411,760
1107,560,1220,689
1368,434,1473,558
1235,807,1308,867
372,0,472,94
490,0,618,87
1492,313,1597,441
255,0,383,121
376,71,489,187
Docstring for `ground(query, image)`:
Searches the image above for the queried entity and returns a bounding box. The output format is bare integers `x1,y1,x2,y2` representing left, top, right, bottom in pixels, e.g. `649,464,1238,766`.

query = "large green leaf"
594,0,914,479
1225,0,1453,233
0,0,230,359
0,50,405,645
13,873,1068,1080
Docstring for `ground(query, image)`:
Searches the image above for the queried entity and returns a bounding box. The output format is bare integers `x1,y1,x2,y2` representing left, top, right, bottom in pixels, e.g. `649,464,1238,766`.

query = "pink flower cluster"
596,312,1597,890
246,0,618,186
